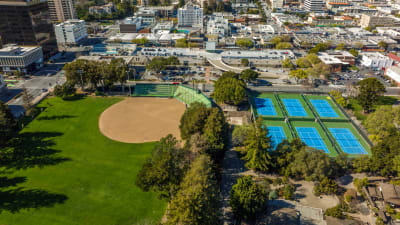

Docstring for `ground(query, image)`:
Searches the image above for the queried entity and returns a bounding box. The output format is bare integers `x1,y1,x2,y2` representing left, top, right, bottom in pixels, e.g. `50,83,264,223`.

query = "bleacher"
133,84,176,97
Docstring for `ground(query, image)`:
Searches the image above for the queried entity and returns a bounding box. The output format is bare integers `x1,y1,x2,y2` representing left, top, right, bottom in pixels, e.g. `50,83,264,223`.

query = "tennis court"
310,99,339,118
295,127,329,153
267,126,287,149
254,98,277,116
329,128,367,154
282,99,308,117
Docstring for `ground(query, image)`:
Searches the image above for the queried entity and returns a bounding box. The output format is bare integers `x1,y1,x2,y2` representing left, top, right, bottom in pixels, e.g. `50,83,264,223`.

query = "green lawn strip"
323,122,372,157
277,94,315,119
250,92,284,118
0,97,166,225
290,120,338,157
262,119,293,142
304,95,347,120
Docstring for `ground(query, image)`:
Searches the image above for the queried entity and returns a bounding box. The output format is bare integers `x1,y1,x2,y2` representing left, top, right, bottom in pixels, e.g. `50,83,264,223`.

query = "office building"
0,74,6,94
178,3,203,28
120,17,142,33
304,0,326,12
361,52,393,69
55,20,88,46
0,44,43,73
360,14,400,28
89,2,115,15
0,0,57,57
48,0,77,22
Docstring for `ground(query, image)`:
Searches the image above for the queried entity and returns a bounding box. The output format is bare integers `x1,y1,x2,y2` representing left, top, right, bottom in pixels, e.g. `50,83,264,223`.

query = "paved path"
221,130,248,225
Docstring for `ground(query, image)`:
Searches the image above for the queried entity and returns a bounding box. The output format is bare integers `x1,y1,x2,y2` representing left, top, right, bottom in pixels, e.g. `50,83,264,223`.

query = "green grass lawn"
0,97,166,225
347,96,399,122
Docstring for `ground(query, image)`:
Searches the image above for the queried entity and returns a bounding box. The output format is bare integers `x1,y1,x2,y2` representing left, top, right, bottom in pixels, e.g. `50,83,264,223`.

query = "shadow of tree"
4,132,71,170
0,188,68,213
37,115,76,121
0,176,26,188
62,94,85,101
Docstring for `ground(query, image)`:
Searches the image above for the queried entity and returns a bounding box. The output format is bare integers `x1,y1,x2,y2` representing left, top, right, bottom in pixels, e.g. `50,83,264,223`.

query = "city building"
385,66,400,86
47,0,77,22
318,51,355,72
361,52,393,69
207,15,230,37
89,2,115,15
304,0,326,12
136,8,156,24
359,14,400,28
55,20,88,46
0,0,57,57
120,17,142,33
0,44,43,74
178,3,203,28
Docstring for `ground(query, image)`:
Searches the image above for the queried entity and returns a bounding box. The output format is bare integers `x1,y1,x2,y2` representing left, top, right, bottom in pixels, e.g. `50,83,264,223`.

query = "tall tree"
135,135,188,200
289,69,308,83
213,76,246,105
242,118,273,172
202,108,227,159
64,59,88,90
166,155,220,225
110,58,129,93
357,78,385,113
21,87,34,111
0,101,16,146
179,102,210,140
240,69,259,83
230,176,267,221
364,106,400,143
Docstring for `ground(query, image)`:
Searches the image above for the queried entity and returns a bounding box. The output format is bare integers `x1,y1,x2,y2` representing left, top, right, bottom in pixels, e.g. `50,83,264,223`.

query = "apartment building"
55,20,88,46
178,3,203,28
48,0,77,22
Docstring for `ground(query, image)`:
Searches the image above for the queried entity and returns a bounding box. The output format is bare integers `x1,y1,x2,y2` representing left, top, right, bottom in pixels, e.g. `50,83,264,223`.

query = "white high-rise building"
55,20,88,46
304,0,326,12
178,3,203,28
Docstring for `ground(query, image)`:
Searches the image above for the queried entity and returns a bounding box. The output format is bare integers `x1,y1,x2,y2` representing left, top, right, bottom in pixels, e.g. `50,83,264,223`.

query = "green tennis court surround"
250,91,372,157
133,83,212,107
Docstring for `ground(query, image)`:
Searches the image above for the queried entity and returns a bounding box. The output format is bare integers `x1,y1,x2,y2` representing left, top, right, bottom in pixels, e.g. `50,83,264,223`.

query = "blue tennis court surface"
296,127,329,153
268,126,286,149
329,128,367,154
282,99,308,117
310,99,338,118
254,98,277,116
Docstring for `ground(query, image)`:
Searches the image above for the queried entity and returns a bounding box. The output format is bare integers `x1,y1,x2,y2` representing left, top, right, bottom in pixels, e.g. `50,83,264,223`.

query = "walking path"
221,131,248,225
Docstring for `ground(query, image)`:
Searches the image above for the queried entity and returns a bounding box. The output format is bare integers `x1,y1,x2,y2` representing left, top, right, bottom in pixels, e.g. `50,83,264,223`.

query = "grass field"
0,97,166,225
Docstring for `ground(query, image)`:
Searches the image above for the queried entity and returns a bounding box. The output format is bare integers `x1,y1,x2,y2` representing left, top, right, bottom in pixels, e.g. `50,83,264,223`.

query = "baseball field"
0,96,171,225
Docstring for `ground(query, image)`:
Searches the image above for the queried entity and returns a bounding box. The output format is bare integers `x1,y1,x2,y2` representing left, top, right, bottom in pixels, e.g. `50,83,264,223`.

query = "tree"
232,125,253,147
0,101,16,146
241,118,273,172
230,176,267,221
202,108,228,159
364,106,400,143
282,183,295,200
329,90,347,107
213,76,246,105
357,78,385,113
236,38,253,48
175,38,188,48
309,43,329,54
166,155,220,225
296,57,312,68
110,58,129,93
335,43,345,50
393,155,400,177
378,41,388,50
306,53,321,65
135,135,188,200
289,148,336,181
241,58,249,67
275,42,293,49
240,69,259,83
53,83,76,99
364,26,372,32
282,58,294,69
306,62,330,80
349,49,359,57
179,102,210,140
21,86,34,111
64,59,88,90
289,69,308,83
313,177,338,196
178,0,185,7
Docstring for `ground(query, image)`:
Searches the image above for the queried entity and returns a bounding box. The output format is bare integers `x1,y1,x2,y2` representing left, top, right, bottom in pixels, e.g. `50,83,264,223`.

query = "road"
6,72,66,117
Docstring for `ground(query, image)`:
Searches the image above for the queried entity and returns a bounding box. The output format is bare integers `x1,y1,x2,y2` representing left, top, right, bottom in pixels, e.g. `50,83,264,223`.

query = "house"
379,183,400,207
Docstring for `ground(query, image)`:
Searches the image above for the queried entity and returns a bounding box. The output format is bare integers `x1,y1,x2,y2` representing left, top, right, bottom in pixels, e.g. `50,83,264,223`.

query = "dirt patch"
99,97,186,143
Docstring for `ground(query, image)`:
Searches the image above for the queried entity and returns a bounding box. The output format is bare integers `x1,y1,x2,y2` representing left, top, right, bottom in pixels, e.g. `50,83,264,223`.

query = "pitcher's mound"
99,97,186,143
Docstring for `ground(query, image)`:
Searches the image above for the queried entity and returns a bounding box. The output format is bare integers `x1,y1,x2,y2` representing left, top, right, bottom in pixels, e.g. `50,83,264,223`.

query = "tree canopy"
213,74,246,105
357,78,385,112
239,69,259,83
236,38,253,48
0,102,16,146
